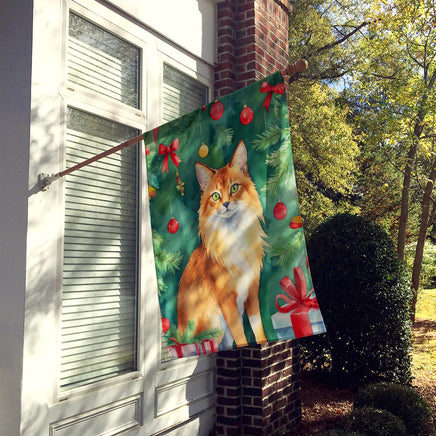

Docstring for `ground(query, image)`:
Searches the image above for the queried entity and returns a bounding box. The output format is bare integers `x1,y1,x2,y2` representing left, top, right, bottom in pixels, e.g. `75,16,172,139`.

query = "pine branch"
271,233,304,266
265,171,283,198
215,126,234,148
264,131,293,196
191,327,223,342
252,125,282,150
166,320,196,345
152,229,182,294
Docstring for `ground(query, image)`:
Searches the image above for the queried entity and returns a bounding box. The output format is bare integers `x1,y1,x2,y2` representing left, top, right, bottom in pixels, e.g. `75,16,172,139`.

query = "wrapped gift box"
168,342,200,359
272,307,325,340
201,339,218,354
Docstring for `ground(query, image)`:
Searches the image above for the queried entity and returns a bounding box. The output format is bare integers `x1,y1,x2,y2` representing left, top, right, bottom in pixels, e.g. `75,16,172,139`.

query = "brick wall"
215,342,301,435
214,3,301,434
215,0,292,99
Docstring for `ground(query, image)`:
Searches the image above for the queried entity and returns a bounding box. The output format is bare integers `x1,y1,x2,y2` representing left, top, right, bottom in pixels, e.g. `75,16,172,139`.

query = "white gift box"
271,308,326,340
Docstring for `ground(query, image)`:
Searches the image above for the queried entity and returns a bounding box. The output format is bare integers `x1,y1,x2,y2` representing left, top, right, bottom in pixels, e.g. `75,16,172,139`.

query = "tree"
288,81,360,233
287,0,370,233
346,0,436,320
288,0,436,320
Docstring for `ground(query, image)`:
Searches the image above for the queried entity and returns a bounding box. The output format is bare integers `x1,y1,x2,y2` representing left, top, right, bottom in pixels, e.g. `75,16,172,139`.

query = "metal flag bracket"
38,173,61,191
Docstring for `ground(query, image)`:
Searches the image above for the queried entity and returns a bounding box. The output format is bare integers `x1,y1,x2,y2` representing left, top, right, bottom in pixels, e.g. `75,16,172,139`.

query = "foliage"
405,241,436,289
345,406,408,436
152,230,182,294
319,430,362,436
303,213,412,386
165,321,222,346
354,383,432,435
289,82,360,235
288,0,375,83
286,0,367,235
287,0,436,321
344,0,436,297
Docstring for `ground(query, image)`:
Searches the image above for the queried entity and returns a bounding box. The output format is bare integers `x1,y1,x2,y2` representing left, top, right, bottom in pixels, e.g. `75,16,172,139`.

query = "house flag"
144,71,326,359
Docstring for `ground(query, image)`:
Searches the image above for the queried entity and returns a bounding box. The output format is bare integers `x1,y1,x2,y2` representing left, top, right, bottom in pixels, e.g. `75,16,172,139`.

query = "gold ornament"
199,142,209,158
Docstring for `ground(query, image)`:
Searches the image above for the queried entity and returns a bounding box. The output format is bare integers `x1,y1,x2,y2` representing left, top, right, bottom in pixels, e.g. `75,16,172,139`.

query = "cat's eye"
211,192,221,201
230,183,239,194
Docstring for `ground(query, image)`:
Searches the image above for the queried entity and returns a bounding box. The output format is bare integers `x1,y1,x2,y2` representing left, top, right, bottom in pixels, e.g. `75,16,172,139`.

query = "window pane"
61,108,138,390
162,64,208,122
68,13,140,108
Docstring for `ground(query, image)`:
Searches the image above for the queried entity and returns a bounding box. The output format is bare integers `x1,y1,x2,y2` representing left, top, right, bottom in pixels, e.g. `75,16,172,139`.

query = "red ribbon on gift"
168,337,187,358
159,138,181,173
275,267,319,337
168,337,201,358
260,81,285,112
201,339,218,354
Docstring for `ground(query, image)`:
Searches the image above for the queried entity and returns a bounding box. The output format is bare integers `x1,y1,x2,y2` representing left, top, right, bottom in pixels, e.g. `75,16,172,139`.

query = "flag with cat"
144,71,326,359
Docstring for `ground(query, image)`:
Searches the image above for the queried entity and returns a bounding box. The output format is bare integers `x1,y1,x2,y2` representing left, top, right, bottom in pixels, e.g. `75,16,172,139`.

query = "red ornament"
202,105,206,111
273,202,287,220
161,317,170,333
210,101,224,120
240,105,254,125
290,215,303,229
167,217,179,234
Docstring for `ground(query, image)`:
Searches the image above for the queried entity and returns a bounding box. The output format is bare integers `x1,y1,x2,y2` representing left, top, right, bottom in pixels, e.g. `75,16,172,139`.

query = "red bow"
159,138,181,173
275,267,319,314
169,337,186,347
260,81,285,111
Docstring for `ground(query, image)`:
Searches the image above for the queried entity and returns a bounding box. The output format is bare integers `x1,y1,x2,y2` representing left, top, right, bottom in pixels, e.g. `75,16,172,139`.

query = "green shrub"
303,213,412,386
346,406,408,436
319,430,362,436
354,382,432,435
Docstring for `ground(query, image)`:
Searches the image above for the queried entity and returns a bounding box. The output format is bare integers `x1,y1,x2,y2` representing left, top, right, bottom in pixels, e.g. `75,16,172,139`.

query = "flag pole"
38,133,144,190
38,60,307,191
281,58,308,79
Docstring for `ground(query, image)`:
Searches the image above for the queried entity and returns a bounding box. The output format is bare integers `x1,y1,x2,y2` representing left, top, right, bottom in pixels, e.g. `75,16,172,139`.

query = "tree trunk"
410,157,436,323
397,145,416,261
397,70,436,260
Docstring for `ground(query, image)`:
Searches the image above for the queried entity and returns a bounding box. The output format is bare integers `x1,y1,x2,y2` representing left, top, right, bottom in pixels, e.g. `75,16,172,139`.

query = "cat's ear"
229,140,247,173
195,162,215,192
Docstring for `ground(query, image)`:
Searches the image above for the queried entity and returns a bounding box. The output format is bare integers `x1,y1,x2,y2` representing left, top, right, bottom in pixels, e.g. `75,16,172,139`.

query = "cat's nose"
223,201,230,208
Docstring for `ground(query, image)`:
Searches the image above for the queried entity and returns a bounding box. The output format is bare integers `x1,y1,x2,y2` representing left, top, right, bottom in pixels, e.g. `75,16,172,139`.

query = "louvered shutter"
61,109,139,389
61,12,140,390
68,13,139,108
160,65,208,362
162,64,208,123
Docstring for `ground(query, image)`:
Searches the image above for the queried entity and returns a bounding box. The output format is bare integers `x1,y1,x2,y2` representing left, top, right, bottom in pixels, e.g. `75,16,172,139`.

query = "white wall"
106,0,217,65
0,1,33,434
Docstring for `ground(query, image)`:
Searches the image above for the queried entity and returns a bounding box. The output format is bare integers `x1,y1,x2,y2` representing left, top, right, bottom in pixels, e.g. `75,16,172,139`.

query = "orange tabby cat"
177,140,268,349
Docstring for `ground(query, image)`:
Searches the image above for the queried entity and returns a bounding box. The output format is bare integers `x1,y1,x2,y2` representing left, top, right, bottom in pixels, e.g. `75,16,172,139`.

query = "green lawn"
413,288,436,375
412,288,435,423
416,288,436,320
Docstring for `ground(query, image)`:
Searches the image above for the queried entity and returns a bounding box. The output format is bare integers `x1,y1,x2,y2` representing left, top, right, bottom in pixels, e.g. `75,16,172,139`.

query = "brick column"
215,0,291,98
214,1,302,435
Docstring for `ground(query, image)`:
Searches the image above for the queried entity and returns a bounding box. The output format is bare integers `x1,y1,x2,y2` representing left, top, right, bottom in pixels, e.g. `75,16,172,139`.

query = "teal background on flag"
144,71,325,355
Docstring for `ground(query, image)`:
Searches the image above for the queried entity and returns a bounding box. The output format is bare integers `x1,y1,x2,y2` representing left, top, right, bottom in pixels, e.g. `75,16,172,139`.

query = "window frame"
56,2,149,401
53,0,216,410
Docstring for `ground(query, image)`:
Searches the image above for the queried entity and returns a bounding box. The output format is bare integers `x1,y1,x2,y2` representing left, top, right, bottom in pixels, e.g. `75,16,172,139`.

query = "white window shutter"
68,13,140,108
61,120,139,388
162,64,208,123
